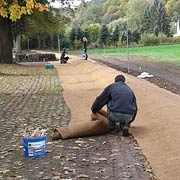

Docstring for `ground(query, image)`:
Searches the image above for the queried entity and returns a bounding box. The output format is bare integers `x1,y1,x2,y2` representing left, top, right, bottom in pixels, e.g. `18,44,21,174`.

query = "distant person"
60,48,69,64
91,75,138,136
82,48,88,60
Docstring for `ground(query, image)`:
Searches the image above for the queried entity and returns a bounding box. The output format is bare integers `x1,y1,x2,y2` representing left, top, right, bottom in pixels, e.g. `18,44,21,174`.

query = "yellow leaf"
0,8,8,18
20,7,27,15
35,3,48,12
0,0,7,6
9,3,21,17
27,9,32,14
75,140,87,144
0,0,47,20
26,0,35,9
77,174,89,178
97,157,107,161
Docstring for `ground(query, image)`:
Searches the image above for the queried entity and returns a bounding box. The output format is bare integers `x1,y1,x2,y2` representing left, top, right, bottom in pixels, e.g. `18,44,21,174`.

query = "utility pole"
126,22,130,73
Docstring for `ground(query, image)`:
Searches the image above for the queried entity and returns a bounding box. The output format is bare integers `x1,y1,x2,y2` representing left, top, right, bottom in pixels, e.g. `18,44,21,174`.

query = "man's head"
115,75,125,82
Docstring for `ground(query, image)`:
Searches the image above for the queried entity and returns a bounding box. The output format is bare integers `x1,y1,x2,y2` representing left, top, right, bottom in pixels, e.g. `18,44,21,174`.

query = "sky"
51,0,91,8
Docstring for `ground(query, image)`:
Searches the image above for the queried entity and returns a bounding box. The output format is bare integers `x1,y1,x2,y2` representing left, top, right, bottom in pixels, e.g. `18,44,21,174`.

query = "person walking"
91,74,138,136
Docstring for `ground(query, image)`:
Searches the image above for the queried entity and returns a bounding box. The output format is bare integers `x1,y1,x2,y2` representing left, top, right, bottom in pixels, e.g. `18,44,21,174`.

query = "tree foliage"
0,0,74,63
99,24,109,46
165,0,180,21
112,25,120,46
87,23,100,43
127,0,153,30
141,0,171,36
73,0,128,30
0,0,48,21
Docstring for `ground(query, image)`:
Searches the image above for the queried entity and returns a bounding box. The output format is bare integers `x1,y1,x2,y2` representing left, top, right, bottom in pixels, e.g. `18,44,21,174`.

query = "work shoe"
122,127,129,137
115,122,120,130
110,128,120,135
110,122,121,135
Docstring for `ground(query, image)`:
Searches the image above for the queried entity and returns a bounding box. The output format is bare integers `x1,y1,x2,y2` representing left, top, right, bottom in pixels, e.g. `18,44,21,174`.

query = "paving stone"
0,63,156,180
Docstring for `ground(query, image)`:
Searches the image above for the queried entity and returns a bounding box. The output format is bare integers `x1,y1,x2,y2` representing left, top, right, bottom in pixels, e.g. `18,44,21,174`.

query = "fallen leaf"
75,140,87,144
97,157,107,161
111,149,119,153
0,169,10,174
91,160,100,164
110,153,118,157
82,158,89,162
77,174,89,178
53,154,64,160
72,146,80,150
96,153,102,156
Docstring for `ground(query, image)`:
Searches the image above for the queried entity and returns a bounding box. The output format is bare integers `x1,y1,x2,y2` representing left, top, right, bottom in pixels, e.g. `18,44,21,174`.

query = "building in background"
174,19,180,37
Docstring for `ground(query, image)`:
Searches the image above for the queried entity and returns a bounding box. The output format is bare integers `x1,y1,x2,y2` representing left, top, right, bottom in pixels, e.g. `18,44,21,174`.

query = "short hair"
115,75,125,82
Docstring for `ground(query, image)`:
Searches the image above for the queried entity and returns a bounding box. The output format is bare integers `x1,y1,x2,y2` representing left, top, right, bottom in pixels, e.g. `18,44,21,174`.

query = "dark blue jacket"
91,81,137,119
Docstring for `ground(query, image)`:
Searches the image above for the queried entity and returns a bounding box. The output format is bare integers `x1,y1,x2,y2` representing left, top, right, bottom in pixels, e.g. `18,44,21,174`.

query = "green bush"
88,42,101,49
73,40,82,49
140,34,160,46
172,36,180,44
158,34,169,44
140,34,180,46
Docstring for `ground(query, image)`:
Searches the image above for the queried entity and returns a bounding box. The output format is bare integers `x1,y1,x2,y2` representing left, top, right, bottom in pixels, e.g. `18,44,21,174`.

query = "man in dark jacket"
60,48,69,64
91,75,138,136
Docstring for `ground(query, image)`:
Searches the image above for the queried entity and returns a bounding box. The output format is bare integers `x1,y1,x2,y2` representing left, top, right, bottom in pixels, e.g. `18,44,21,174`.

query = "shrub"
172,36,180,44
88,42,100,49
140,34,160,46
73,40,82,49
140,33,180,46
158,34,169,44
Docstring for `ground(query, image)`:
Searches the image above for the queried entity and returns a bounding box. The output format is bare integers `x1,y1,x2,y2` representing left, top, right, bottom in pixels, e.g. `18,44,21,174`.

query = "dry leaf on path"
77,174,89,178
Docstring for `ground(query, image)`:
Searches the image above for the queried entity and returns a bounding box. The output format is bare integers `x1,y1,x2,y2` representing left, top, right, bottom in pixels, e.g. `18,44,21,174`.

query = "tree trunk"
15,34,22,53
38,34,41,49
50,34,54,49
0,16,13,64
27,36,30,50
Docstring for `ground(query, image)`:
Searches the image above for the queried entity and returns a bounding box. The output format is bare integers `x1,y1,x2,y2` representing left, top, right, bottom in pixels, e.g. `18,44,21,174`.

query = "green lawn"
73,44,180,67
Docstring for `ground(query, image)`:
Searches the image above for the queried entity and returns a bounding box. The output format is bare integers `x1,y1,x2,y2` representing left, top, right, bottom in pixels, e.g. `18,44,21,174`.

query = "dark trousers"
108,111,134,130
61,56,69,64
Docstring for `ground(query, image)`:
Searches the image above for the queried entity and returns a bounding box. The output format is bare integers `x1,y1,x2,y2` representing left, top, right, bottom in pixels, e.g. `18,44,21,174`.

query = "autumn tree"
127,0,153,31
87,23,100,43
165,0,180,35
25,8,70,50
11,17,26,53
0,0,49,63
0,0,72,64
165,0,180,21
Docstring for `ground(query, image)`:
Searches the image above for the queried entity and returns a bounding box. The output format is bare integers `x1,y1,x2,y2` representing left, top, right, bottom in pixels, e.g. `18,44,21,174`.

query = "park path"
0,60,153,180
52,55,180,180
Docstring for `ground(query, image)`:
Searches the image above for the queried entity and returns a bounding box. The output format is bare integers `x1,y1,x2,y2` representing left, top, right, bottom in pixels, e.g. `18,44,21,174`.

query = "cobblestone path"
0,63,155,180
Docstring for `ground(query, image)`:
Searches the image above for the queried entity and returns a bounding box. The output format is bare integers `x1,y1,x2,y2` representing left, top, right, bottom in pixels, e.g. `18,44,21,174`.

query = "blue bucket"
45,64,54,69
23,136,46,158
82,52,87,60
